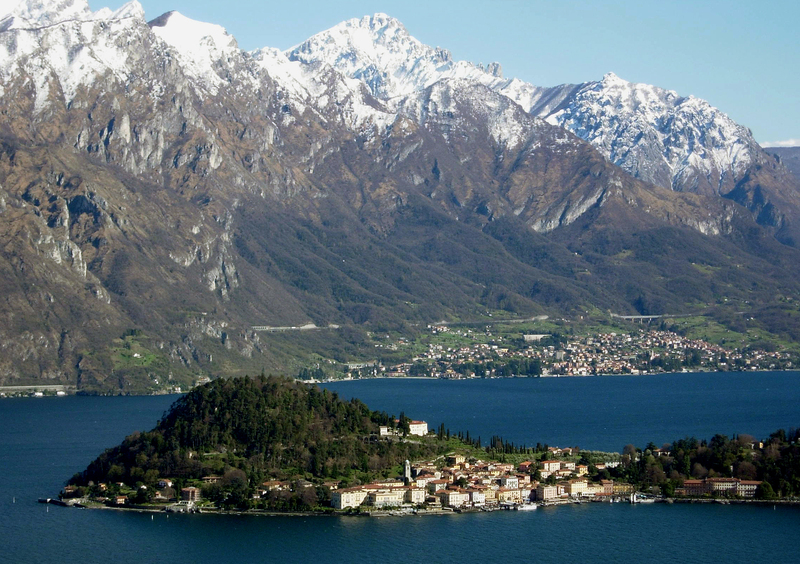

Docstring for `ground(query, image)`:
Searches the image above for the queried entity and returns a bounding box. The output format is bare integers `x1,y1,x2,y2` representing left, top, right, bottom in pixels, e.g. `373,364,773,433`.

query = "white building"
438,489,469,508
405,487,426,505
331,487,369,509
368,488,406,508
541,460,562,473
466,489,486,506
737,481,760,498
408,421,428,436
523,334,548,342
499,476,519,489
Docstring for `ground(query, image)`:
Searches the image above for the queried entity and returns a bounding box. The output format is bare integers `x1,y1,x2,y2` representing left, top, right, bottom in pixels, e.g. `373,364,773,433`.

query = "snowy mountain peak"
580,73,681,116
600,71,625,85
274,13,766,197
484,62,503,78
0,6,775,203
148,10,241,95
536,72,757,193
1,0,91,26
288,12,443,69
286,13,503,104
357,12,403,32
0,0,149,109
148,10,236,51
1,0,142,28
108,0,143,20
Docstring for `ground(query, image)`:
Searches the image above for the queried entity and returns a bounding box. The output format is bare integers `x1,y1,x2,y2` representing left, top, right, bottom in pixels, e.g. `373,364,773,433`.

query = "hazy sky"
91,0,799,146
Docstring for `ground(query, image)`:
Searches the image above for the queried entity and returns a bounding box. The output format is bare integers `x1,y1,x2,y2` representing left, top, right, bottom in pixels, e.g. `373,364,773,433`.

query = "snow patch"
149,10,241,95
533,73,757,193
0,0,147,110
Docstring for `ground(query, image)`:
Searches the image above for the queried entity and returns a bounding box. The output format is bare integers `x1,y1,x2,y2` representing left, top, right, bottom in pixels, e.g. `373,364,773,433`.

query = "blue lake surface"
323,371,800,451
1,372,799,563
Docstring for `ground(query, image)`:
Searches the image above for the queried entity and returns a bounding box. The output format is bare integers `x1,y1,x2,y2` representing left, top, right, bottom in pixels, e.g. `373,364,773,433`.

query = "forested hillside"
71,376,451,503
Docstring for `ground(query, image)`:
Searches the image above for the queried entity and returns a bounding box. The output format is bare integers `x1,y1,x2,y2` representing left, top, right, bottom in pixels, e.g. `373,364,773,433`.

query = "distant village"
5,326,796,399
339,326,795,380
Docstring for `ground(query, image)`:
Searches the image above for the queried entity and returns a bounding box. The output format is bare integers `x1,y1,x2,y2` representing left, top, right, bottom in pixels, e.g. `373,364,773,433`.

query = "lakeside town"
335,326,797,380
55,419,777,515
327,422,635,511
319,422,767,512
4,324,798,398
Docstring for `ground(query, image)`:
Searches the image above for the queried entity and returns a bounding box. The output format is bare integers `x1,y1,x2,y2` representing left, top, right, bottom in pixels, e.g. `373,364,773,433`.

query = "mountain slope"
766,147,800,183
1,1,799,391
283,14,800,244
69,375,455,508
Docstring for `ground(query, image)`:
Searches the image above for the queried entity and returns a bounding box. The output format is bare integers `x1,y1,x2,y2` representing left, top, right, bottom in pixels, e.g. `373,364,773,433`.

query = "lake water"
322,371,800,451
1,372,799,563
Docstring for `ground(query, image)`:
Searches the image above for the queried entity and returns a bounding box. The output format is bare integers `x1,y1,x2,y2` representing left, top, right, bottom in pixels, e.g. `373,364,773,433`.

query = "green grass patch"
109,333,165,369
667,315,748,346
612,249,633,260
691,263,720,275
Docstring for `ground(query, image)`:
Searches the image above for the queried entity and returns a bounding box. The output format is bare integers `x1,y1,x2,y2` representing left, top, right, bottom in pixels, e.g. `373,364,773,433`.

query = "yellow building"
497,488,522,503
369,488,405,507
535,484,558,501
613,482,634,495
405,487,426,505
565,480,588,496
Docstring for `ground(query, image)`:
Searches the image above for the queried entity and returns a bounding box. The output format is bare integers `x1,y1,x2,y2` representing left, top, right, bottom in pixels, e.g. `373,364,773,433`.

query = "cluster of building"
676,477,762,498
548,331,729,376
349,327,794,380
330,454,629,510
0,385,71,398
546,330,796,375
70,456,766,511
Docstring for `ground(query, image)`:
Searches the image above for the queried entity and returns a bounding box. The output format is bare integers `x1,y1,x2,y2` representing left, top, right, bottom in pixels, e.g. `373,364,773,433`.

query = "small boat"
514,503,537,511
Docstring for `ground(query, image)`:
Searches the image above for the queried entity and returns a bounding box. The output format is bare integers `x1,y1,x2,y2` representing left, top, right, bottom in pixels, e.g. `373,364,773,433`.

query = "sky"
89,0,799,146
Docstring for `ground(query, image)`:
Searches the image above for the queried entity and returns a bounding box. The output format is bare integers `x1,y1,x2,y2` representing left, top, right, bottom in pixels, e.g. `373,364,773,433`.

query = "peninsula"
60,376,799,513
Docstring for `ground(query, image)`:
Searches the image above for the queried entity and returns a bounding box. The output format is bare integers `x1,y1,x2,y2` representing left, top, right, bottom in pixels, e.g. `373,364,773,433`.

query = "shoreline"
310,368,800,385
4,369,800,398
42,496,800,517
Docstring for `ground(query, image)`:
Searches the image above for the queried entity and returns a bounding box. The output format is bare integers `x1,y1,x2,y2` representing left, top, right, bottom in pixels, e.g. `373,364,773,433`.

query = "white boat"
514,503,537,511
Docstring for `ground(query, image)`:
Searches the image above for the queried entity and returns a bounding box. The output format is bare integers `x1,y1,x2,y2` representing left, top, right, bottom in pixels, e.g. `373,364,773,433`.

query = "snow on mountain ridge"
0,3,769,197
1,0,92,26
148,10,241,95
0,0,146,108
281,14,762,194
279,11,571,123
1,0,142,28
251,45,397,134
287,13,500,106
541,72,757,193
251,47,315,104
398,77,548,150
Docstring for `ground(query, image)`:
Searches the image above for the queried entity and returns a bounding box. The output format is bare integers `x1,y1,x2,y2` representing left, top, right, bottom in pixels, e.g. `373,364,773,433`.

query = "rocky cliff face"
521,74,800,245
281,14,800,243
766,147,800,183
1,1,799,391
